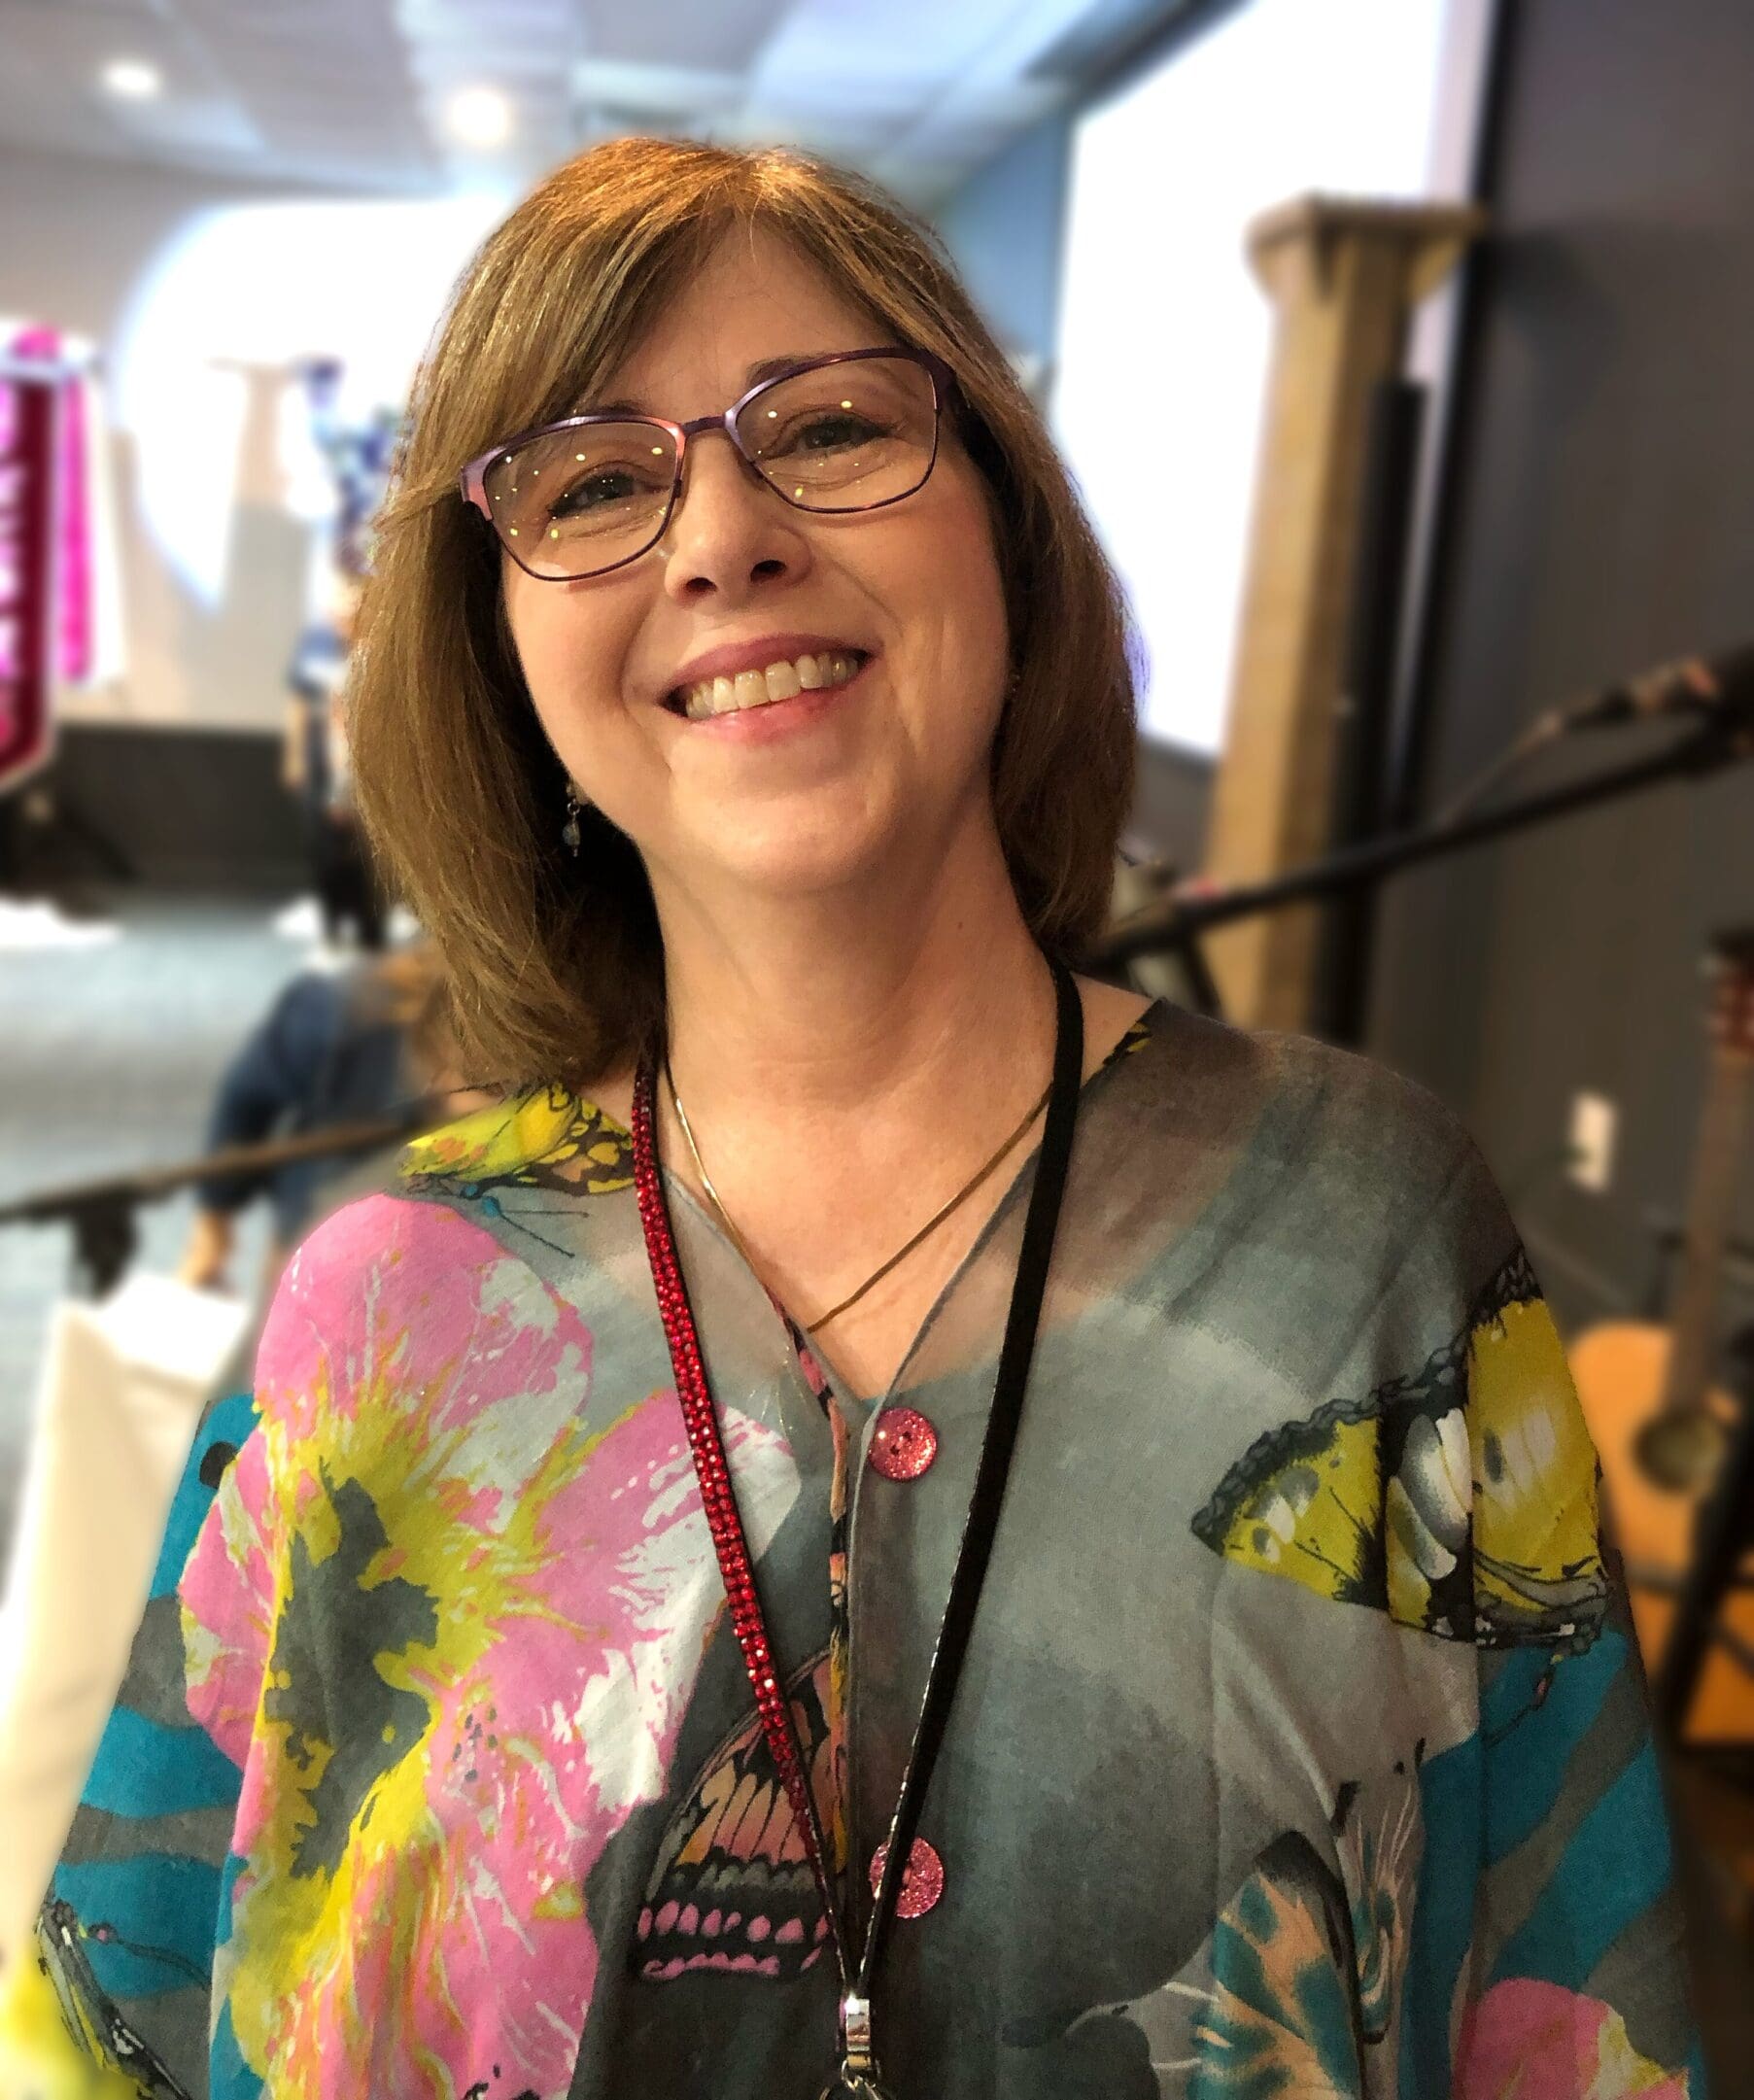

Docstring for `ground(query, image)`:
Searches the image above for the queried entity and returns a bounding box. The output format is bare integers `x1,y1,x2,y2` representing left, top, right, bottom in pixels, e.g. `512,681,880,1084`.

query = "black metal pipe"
1088,716,1753,970
1316,377,1427,1044
0,1103,443,1227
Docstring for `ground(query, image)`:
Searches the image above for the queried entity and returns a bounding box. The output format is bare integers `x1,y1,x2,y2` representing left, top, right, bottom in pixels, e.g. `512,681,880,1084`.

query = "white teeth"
677,649,862,721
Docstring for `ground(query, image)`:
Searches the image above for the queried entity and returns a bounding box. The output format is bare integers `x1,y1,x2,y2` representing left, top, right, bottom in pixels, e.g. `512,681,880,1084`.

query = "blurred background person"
280,568,388,956
174,937,443,1304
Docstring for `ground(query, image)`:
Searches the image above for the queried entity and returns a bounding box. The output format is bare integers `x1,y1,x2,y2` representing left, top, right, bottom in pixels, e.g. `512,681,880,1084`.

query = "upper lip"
662,632,871,701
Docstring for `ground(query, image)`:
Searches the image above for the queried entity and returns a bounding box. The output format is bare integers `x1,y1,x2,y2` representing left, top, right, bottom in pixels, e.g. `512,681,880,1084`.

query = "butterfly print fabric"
21,1003,1705,2097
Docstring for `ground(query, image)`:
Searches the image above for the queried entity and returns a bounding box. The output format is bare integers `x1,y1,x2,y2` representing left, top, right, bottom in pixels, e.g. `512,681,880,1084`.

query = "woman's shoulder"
398,1078,636,1196
1136,1000,1479,1210
255,1138,614,1441
274,1082,636,1314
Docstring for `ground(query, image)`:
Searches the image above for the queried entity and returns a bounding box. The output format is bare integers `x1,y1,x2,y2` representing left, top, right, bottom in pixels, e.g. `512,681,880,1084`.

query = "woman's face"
500,225,1011,912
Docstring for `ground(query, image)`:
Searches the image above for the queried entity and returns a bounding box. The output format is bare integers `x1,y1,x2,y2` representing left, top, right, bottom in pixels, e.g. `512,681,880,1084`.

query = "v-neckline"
655,996,1171,1417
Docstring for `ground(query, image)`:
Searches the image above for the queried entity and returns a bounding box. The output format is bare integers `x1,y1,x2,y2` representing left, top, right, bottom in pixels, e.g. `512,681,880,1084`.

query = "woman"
23,138,1703,2099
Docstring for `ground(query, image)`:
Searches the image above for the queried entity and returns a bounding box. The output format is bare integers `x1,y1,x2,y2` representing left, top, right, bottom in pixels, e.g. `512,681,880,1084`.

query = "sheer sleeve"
9,1376,271,2100
1427,1140,1709,2097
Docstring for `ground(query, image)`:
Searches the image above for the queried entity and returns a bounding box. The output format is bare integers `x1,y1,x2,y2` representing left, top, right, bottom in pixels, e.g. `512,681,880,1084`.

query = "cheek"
502,567,626,728
938,456,1008,624
501,568,550,703
503,568,570,702
900,479,1009,696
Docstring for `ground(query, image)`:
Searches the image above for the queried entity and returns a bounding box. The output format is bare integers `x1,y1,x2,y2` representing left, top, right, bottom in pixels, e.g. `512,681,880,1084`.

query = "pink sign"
9,324,91,683
0,367,57,790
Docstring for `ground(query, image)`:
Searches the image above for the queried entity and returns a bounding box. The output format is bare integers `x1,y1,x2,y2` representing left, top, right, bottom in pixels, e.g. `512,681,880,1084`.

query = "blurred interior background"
2,0,1752,2083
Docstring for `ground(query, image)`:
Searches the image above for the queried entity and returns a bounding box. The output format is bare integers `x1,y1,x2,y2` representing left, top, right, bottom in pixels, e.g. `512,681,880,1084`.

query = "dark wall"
1367,0,1754,1329
17,726,304,892
1129,737,1213,869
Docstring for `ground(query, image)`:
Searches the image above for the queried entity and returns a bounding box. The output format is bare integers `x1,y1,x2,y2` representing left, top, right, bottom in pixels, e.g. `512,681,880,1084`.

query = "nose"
658,429,811,602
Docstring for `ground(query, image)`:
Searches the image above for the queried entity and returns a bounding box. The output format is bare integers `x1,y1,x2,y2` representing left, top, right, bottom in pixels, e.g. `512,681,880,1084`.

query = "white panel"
1054,0,1454,754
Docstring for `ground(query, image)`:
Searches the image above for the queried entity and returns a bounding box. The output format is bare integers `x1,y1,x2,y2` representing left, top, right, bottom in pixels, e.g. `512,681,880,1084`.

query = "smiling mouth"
665,649,869,722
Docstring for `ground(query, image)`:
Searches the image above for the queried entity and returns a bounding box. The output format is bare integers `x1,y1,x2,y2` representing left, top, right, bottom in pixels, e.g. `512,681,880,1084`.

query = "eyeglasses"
459,347,954,582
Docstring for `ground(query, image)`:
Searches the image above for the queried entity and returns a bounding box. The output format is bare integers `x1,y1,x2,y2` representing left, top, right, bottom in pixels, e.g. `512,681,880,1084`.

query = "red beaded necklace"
630,960,1083,2098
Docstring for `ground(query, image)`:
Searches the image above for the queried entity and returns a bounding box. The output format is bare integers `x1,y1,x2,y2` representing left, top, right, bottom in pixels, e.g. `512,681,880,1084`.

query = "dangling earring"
561,787,585,856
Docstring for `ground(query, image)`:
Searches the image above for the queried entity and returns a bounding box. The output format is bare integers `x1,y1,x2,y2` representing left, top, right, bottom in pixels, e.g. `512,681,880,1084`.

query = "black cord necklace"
630,959,1084,2094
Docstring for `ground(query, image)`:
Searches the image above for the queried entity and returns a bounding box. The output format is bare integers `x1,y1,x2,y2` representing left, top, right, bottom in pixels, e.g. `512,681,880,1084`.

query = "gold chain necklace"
663,1056,1054,1332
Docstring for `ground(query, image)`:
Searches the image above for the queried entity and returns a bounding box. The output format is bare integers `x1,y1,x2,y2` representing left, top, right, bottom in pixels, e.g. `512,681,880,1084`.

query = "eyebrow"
584,355,829,420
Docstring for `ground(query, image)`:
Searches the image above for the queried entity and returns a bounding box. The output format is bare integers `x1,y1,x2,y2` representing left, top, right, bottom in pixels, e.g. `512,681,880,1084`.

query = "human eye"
539,443,671,533
548,465,644,517
768,407,892,459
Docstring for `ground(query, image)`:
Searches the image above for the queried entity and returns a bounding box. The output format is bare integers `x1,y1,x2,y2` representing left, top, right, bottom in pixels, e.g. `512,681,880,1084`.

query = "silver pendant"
820,1992,892,2098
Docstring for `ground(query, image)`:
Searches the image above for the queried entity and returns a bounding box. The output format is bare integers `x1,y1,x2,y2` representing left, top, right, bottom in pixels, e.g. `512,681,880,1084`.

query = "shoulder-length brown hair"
349,134,1136,1092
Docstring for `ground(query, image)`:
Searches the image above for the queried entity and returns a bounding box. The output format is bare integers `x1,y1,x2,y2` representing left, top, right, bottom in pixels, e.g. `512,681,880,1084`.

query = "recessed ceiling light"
101,57,163,101
444,86,513,149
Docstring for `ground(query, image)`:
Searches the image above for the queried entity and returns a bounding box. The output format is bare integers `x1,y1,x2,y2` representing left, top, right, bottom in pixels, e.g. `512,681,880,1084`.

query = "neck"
623,814,1148,1390
654,817,1052,1143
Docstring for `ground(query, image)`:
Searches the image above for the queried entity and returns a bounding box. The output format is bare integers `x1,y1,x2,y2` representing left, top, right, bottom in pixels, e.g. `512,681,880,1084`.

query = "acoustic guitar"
1569,930,1754,1742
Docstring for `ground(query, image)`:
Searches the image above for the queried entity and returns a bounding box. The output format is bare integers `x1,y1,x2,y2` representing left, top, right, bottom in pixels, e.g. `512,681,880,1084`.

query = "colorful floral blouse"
28,998,1705,2097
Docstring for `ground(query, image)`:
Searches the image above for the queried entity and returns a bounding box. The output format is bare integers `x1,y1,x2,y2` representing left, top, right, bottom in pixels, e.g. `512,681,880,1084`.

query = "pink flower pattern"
180,1194,800,2100
1455,1979,1689,2099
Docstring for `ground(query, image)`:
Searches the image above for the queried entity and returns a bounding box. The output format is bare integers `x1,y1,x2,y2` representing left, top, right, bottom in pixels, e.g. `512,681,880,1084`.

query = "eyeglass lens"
481,354,939,579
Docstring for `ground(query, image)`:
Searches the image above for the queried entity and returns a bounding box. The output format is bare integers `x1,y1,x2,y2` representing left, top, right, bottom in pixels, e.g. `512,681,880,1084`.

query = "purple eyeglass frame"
458,346,956,581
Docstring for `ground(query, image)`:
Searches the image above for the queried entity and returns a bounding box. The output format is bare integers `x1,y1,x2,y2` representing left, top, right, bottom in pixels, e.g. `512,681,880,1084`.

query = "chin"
700,803,907,899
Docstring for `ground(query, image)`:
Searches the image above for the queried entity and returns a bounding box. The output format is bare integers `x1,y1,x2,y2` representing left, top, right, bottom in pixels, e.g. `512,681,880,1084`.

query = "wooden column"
1203,194,1484,1031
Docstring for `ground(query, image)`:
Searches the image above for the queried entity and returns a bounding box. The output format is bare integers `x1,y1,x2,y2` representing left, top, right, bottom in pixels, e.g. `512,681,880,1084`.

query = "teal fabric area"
1397,1728,1481,2100
1481,1633,1629,1866
1191,1874,1364,2099
210,1995,267,2100
213,1847,246,1952
74,1390,258,1825
51,1851,224,2001
1398,1631,1675,2095
1489,1738,1675,1990
34,1387,258,2079
79,1698,243,1817
149,1389,260,1601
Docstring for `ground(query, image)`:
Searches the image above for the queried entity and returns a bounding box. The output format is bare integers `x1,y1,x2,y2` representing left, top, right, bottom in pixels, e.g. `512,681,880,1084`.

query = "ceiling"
0,0,1216,210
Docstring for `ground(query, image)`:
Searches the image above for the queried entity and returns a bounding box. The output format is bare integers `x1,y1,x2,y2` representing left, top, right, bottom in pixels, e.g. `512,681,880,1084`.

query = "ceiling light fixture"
100,57,163,101
444,86,513,150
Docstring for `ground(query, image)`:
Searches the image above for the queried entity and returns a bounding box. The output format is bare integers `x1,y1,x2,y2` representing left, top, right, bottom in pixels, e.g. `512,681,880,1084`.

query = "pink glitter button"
868,1406,938,1481
869,1837,944,1919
